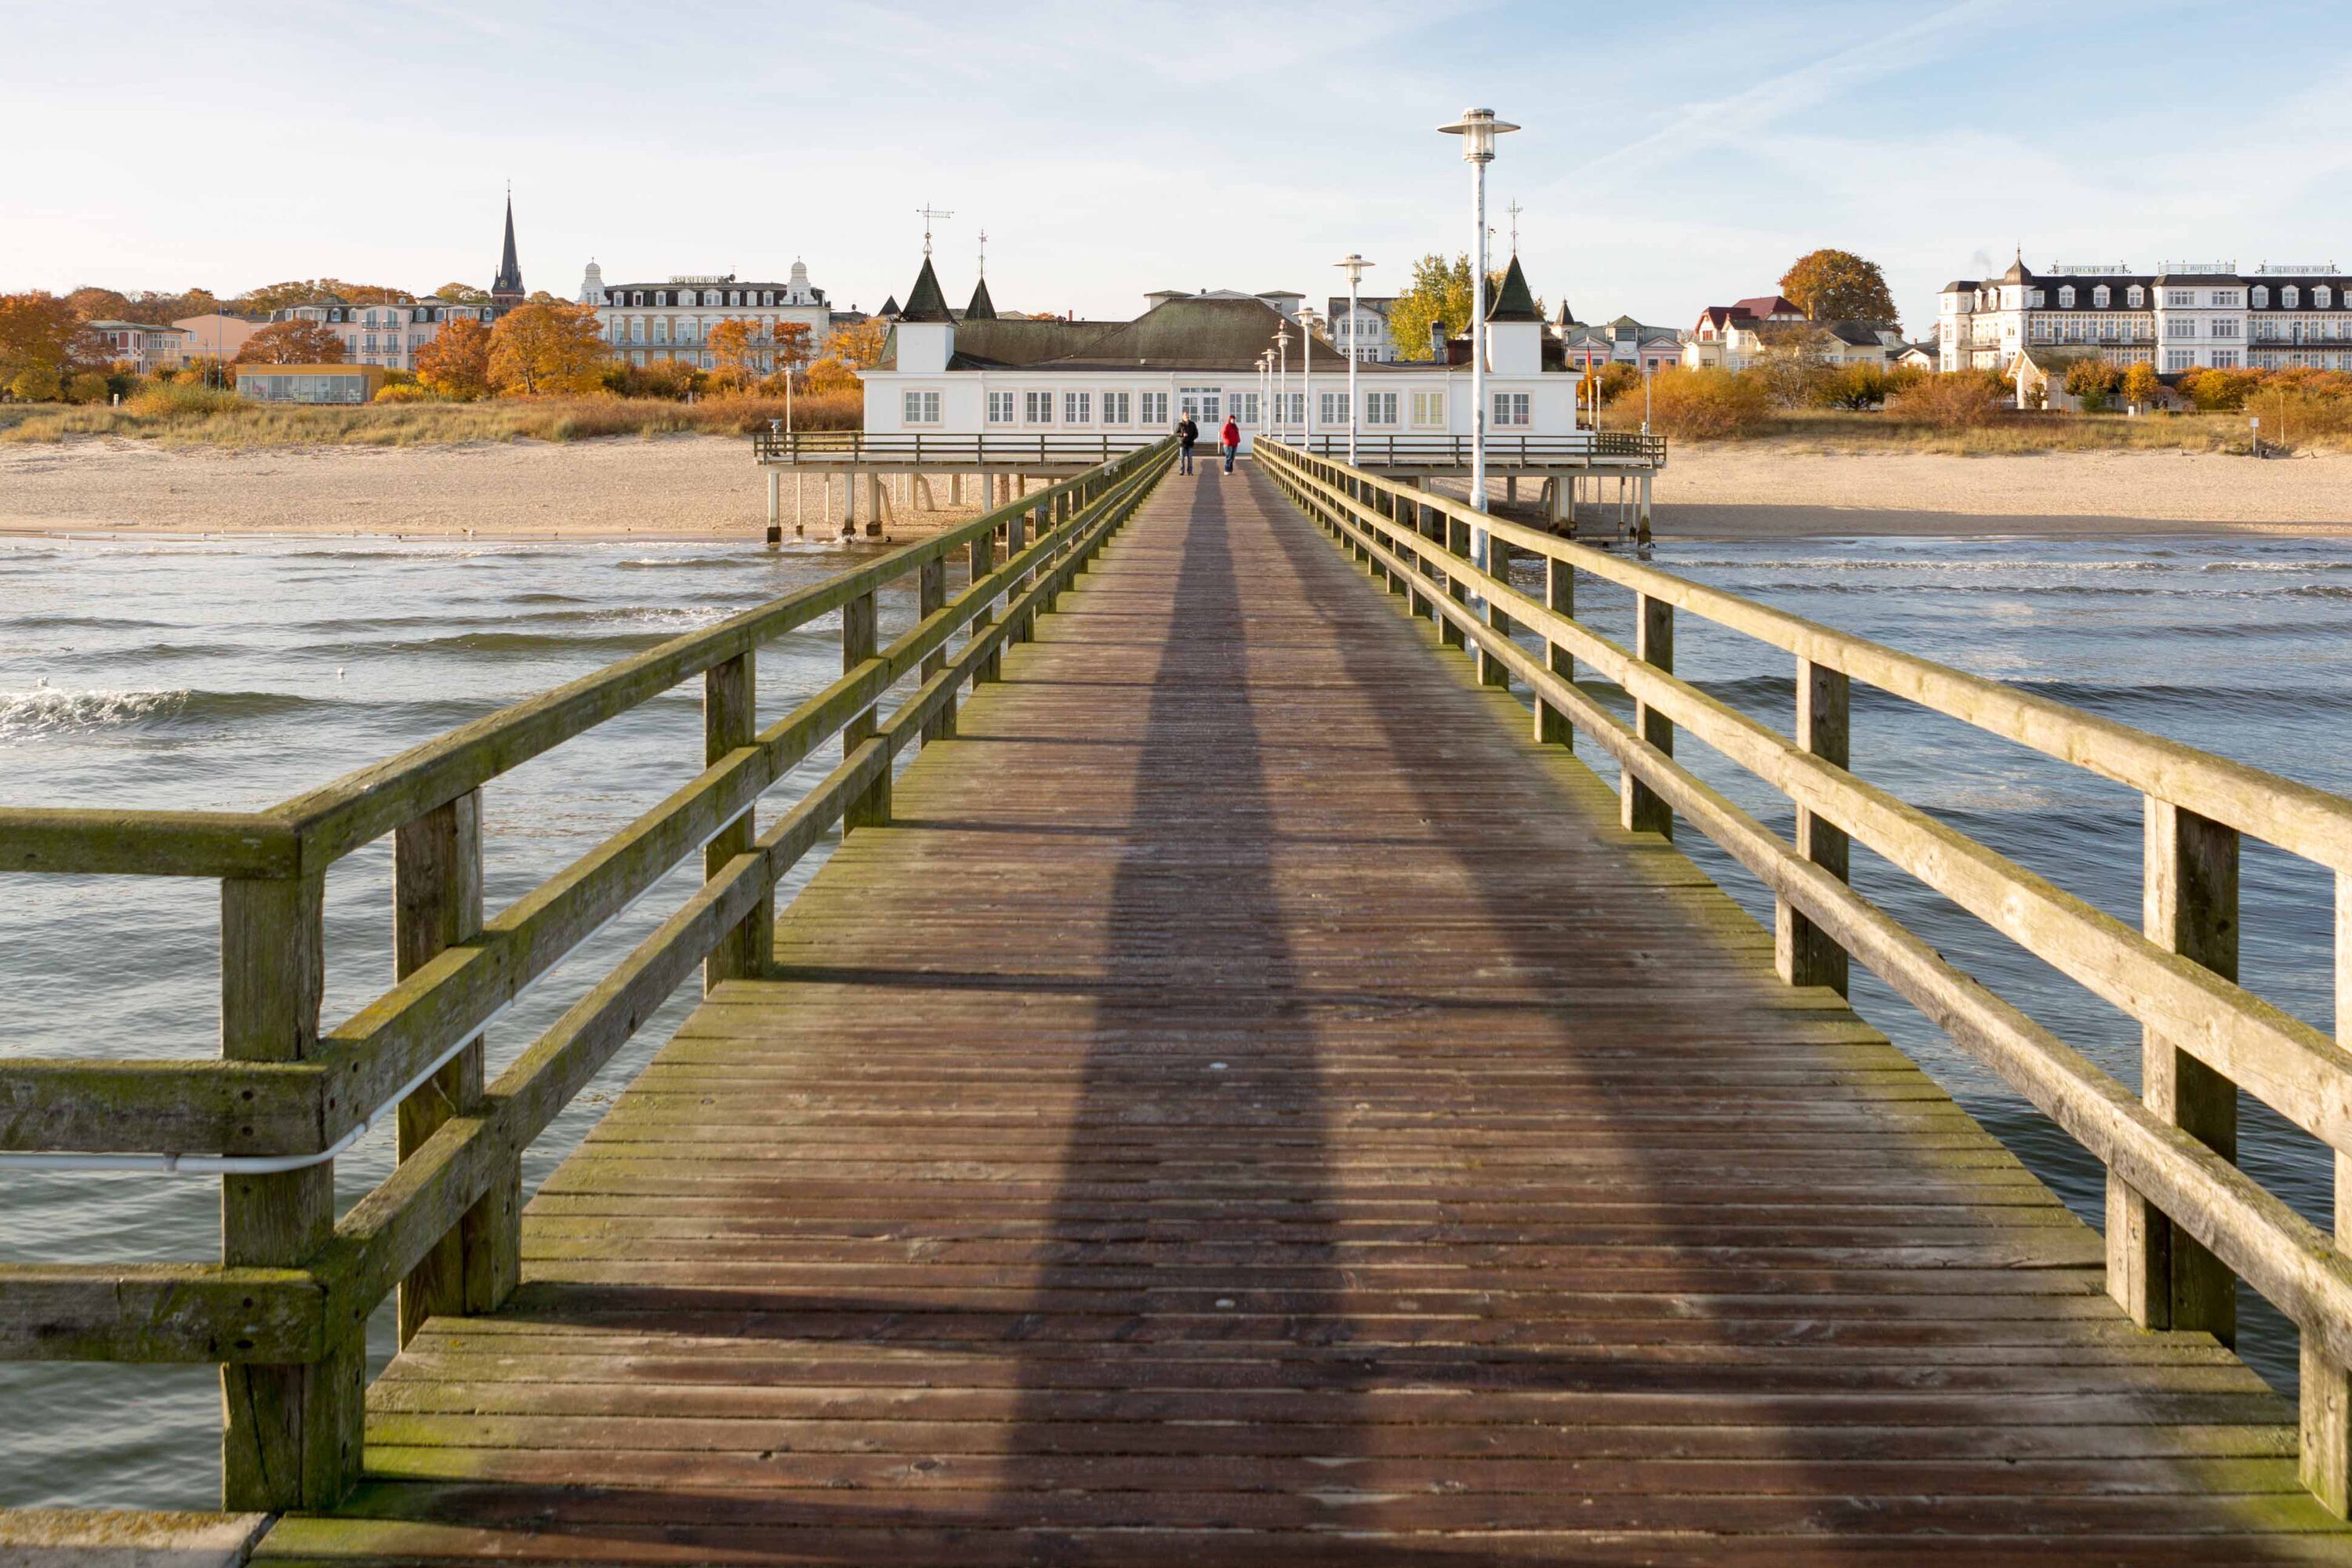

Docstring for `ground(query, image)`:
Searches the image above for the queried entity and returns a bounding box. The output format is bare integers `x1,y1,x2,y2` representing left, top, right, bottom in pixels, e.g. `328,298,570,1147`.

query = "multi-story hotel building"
585,260,833,371
266,299,503,371
1937,258,2352,374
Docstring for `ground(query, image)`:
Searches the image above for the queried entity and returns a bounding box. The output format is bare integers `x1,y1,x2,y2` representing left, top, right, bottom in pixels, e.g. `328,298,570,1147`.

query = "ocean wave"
612,556,747,571
0,688,313,739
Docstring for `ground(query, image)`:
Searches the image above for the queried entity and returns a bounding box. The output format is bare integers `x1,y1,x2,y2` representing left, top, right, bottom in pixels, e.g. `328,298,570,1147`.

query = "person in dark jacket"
1176,413,1198,473
1219,416,1240,473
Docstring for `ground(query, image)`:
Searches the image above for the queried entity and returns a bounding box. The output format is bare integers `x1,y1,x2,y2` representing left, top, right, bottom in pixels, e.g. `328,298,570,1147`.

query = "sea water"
2,529,2349,1507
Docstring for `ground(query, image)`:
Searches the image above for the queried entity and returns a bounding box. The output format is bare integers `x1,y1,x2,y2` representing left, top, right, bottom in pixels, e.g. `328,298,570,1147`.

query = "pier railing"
751,430,1160,466
1287,430,1667,468
1258,436,2352,1516
0,439,1174,1512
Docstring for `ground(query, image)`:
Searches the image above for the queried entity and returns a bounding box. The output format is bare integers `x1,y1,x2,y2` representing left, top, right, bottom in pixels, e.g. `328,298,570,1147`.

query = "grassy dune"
0,390,862,448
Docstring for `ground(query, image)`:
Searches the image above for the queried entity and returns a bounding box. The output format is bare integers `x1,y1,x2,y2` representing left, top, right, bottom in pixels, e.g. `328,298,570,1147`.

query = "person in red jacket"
1219,415,1241,474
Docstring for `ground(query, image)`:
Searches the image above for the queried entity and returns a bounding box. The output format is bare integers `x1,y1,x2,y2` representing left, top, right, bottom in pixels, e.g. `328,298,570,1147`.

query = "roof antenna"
978,227,986,279
1506,199,1523,256
916,203,954,257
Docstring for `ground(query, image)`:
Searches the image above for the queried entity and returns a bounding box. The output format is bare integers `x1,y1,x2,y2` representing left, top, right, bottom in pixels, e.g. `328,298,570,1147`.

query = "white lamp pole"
1335,253,1373,466
1260,350,1274,445
1299,307,1313,454
1439,107,1519,568
1276,325,1290,442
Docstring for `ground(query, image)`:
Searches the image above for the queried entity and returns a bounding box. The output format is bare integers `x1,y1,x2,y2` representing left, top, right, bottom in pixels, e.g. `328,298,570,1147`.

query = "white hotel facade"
1940,257,2352,375
580,260,834,371
860,255,1584,453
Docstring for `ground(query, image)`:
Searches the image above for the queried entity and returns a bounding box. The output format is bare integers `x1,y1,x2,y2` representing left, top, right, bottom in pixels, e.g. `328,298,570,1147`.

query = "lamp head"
1438,107,1518,163
1334,253,1374,286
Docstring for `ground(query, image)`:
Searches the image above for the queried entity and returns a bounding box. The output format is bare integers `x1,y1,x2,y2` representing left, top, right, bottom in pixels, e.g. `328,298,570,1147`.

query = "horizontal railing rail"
1254,436,2352,1518
0,439,1176,1512
1287,430,1668,468
751,430,1163,466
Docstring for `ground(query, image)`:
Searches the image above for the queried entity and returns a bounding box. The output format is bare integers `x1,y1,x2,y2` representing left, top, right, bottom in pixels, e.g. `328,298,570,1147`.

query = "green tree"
1388,253,1474,361
1779,249,1900,328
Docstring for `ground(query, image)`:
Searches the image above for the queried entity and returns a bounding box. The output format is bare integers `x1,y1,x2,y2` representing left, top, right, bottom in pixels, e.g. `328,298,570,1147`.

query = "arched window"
2092,285,2110,307
2127,286,2144,307
2253,285,2270,308
2285,285,2302,308
2059,286,2075,307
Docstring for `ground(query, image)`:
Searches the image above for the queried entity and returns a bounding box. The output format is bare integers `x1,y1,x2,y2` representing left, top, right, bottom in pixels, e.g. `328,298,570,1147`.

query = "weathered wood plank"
256,456,2341,1564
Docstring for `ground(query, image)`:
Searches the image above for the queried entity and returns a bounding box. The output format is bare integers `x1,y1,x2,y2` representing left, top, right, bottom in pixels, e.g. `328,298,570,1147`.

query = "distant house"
1893,341,1938,372
269,297,500,373
172,314,263,364
1683,296,1903,370
1327,294,1399,362
83,321,190,375
1555,310,1683,375
234,364,390,405
589,260,834,371
1682,295,1808,369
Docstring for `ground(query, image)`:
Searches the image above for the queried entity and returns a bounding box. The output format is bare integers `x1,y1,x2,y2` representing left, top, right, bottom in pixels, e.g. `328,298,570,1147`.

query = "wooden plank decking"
257,462,2347,1563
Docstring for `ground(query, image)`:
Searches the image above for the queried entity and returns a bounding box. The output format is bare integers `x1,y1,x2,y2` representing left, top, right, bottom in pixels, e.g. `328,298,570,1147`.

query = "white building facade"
266,299,501,372
1327,295,1399,362
1936,259,2352,375
586,262,834,370
859,257,1588,455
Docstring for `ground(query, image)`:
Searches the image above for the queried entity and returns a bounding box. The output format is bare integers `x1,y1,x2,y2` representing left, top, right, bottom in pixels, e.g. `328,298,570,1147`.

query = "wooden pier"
9,440,2352,1562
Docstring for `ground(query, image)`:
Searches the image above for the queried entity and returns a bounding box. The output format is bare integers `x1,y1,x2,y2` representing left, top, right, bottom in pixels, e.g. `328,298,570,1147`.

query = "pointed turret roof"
964,275,997,321
898,257,953,324
1485,254,1541,323
877,294,900,319
491,192,524,303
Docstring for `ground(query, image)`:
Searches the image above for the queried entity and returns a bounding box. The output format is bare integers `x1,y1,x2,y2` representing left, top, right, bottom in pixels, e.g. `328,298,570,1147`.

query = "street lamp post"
1276,324,1291,442
1439,106,1519,568
1334,253,1373,467
1299,310,1313,455
1259,350,1275,448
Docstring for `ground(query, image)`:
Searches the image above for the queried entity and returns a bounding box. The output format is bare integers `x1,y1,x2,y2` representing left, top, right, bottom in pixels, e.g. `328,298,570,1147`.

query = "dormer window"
2058,286,2074,307
2127,286,2145,307
2093,285,2111,307
2253,285,2270,308
2321,286,2336,310
2285,286,2302,308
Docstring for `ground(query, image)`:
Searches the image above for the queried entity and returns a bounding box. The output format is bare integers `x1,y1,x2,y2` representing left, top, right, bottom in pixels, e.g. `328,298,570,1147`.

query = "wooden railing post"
1440,510,1472,650
842,593,886,828
919,554,953,742
971,525,999,684
394,790,514,1346
1537,557,1573,749
2308,870,2352,1515
2109,800,2238,1341
1622,593,1674,837
704,652,770,985
1479,535,1513,688
1009,503,1036,644
220,869,360,1512
1776,659,1850,993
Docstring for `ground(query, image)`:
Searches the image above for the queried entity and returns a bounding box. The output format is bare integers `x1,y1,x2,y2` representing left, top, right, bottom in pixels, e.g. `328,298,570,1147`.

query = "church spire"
492,186,524,307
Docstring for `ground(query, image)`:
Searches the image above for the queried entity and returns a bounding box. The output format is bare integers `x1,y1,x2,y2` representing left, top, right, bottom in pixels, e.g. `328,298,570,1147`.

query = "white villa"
584,260,833,371
859,253,1592,455
1937,256,2352,375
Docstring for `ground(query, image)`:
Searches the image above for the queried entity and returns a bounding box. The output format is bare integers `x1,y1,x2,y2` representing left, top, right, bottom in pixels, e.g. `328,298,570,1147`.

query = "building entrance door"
1178,387,1221,423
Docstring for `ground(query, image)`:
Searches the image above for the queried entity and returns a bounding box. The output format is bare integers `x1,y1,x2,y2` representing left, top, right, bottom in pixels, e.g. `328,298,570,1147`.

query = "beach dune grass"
0,389,862,448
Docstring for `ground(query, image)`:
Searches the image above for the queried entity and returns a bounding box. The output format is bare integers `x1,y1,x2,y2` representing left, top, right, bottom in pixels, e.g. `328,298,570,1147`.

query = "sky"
9,0,2352,334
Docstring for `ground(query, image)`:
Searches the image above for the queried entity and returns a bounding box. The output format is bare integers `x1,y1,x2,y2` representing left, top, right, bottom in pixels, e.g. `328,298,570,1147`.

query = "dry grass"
0,390,862,448
1754,408,2287,456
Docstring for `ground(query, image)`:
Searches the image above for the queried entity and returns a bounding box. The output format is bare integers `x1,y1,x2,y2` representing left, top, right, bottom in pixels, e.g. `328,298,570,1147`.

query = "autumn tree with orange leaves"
488,301,607,395
233,318,347,365
414,316,494,400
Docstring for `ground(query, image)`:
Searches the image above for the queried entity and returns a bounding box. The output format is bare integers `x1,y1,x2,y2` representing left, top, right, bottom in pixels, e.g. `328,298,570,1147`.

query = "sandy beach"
0,434,960,542
1650,445,2352,537
2,434,2347,541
